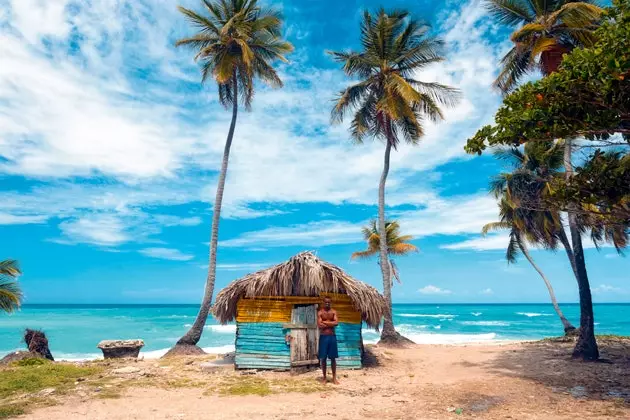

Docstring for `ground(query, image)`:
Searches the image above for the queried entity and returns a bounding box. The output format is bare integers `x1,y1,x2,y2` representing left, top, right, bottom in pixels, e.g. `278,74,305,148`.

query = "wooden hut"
213,251,385,370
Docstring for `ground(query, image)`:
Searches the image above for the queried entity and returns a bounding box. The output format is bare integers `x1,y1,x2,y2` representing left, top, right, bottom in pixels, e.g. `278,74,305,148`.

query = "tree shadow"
487,337,630,403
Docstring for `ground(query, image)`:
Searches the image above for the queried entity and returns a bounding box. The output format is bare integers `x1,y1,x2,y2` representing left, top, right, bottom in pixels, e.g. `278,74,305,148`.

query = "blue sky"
0,0,627,304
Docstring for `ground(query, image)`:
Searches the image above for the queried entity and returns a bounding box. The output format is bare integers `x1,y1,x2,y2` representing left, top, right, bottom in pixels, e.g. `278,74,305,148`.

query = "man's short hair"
323,296,331,301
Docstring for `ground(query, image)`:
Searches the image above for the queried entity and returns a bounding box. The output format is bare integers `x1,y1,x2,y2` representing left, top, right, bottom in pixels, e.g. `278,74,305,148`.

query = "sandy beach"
6,337,628,420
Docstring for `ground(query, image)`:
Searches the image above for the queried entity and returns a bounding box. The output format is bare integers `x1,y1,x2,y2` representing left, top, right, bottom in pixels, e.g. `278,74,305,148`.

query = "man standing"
317,296,339,384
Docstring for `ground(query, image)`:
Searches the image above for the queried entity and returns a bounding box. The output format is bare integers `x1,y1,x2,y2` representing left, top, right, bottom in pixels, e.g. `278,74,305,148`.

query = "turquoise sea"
1,304,629,360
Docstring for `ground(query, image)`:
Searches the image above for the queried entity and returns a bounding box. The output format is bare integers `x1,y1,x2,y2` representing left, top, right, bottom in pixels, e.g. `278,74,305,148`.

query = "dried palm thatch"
213,251,385,328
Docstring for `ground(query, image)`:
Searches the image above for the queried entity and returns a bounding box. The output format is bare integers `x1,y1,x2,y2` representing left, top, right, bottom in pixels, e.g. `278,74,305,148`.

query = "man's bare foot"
318,377,327,384
332,378,340,385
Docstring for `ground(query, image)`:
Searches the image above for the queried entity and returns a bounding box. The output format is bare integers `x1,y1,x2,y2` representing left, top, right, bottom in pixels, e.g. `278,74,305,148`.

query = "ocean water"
1,303,628,361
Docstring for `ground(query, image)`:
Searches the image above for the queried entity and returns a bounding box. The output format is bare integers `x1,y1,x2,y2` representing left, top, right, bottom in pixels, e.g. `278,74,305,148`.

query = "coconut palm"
0,260,23,314
483,197,576,334
173,0,293,351
487,0,604,360
352,220,419,286
487,0,603,92
329,9,459,344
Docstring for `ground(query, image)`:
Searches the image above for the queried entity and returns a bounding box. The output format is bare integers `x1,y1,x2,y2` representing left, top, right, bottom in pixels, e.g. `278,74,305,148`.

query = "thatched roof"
213,251,385,328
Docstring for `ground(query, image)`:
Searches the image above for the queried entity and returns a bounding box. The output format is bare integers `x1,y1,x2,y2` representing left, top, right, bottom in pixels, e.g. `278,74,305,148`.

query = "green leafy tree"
0,260,23,314
352,220,419,286
483,145,576,333
329,9,459,344
467,0,630,360
174,0,293,350
487,0,602,92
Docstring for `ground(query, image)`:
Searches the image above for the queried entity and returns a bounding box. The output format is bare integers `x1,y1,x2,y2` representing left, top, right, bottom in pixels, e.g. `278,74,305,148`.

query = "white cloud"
0,0,508,251
479,288,494,295
58,214,130,247
0,213,47,225
418,285,453,295
592,284,624,295
441,234,507,251
216,263,273,272
139,247,194,261
221,193,499,248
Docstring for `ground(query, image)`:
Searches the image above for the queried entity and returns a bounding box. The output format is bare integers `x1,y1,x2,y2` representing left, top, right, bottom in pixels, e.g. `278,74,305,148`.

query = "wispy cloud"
216,263,273,272
0,213,47,225
139,247,194,261
592,284,625,295
418,285,453,295
479,288,494,295
441,234,507,251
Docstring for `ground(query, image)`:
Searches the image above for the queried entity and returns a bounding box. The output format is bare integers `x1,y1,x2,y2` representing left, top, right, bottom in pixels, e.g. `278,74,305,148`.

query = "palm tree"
487,0,603,92
329,9,459,344
0,260,23,314
173,0,293,352
352,220,419,286
487,0,603,359
483,198,576,334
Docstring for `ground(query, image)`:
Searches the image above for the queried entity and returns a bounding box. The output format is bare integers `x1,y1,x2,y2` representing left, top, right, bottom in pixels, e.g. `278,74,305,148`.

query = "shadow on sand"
488,336,630,403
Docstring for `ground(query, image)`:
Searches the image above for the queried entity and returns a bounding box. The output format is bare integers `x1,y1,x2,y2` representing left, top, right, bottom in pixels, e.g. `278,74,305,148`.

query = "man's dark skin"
318,297,339,384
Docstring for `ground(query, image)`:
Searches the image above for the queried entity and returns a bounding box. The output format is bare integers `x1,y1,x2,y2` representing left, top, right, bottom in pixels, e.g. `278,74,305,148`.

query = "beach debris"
97,339,144,359
24,329,54,361
37,388,56,397
568,386,588,398
112,366,142,374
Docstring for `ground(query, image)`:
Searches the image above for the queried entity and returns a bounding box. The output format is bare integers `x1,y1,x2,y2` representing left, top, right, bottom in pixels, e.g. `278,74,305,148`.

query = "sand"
19,338,630,419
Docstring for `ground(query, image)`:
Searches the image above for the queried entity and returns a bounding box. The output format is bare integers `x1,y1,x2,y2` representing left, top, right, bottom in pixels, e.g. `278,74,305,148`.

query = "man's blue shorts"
318,334,338,360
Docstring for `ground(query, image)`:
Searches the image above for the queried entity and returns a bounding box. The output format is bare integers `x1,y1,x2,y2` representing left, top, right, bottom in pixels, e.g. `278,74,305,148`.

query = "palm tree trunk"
177,72,239,347
379,139,396,339
563,140,599,360
557,227,579,279
519,244,576,333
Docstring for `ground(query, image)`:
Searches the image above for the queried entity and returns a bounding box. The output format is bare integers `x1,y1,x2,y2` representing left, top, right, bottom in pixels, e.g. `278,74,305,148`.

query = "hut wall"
234,295,363,370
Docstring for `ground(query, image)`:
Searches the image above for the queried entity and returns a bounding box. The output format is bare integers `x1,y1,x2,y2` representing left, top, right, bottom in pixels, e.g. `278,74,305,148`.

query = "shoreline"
1,338,536,363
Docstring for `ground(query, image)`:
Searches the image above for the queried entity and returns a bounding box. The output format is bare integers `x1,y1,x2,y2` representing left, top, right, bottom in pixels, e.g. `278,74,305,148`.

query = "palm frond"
485,0,535,26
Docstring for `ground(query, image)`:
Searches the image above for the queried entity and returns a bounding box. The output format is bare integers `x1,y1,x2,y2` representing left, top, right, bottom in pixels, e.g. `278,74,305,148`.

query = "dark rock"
97,339,144,359
24,329,54,361
161,344,206,358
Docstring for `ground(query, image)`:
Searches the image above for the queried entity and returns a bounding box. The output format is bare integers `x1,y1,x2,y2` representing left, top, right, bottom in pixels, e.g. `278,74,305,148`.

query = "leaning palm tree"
352,220,419,285
483,198,576,334
329,9,459,344
487,0,603,92
0,260,23,314
172,0,293,353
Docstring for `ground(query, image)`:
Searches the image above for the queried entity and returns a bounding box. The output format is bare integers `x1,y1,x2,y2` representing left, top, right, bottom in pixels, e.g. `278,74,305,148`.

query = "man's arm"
317,310,326,329
328,310,339,327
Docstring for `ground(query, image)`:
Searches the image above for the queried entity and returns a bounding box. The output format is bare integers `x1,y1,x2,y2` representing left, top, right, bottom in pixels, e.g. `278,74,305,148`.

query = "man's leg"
331,358,338,384
320,358,327,383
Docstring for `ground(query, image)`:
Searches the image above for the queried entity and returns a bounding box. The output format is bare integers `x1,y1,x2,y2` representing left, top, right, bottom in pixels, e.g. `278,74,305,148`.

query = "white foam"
408,332,498,345
140,344,236,360
399,314,456,319
460,321,510,326
433,325,442,330
205,325,237,333
471,312,483,317
57,353,103,362
183,323,192,328
516,312,553,318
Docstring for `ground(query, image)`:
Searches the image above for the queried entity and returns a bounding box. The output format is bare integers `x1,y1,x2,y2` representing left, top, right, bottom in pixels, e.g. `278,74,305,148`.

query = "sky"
0,0,627,304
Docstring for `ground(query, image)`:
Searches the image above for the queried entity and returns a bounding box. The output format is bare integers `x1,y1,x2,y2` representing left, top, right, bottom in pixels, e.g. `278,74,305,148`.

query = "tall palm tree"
483,197,576,334
352,220,419,286
173,0,293,351
487,0,603,92
329,9,459,344
487,0,603,360
0,260,23,314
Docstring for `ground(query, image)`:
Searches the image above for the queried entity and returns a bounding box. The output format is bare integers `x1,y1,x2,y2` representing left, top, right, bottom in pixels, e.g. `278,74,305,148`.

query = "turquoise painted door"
285,304,319,367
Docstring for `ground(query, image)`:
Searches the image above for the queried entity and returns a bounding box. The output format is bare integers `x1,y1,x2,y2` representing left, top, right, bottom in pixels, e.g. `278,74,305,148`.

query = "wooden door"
284,304,319,367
